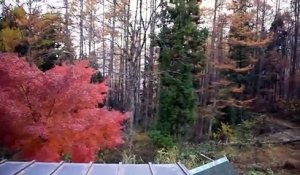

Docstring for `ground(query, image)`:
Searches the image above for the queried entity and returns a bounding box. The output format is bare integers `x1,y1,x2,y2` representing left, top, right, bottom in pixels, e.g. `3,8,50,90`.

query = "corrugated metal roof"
0,160,191,175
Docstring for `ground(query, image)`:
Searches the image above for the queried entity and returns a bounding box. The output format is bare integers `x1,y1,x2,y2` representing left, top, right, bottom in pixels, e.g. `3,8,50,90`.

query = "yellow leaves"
0,28,23,52
213,122,236,143
0,5,64,54
13,7,27,22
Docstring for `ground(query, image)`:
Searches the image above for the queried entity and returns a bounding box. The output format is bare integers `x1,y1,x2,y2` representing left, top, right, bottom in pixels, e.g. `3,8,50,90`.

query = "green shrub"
236,120,256,143
149,130,176,148
248,169,274,175
62,153,72,162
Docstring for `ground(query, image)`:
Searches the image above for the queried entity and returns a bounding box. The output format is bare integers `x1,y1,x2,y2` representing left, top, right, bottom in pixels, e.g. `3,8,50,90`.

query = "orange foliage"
218,98,255,108
211,79,232,87
215,62,253,73
230,85,245,93
0,53,128,162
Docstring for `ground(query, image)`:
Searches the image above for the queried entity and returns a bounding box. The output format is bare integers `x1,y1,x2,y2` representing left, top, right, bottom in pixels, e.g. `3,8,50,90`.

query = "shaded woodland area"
0,0,300,174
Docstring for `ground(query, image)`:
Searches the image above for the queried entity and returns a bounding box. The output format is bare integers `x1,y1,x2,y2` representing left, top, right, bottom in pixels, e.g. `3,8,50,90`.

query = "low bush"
149,130,176,148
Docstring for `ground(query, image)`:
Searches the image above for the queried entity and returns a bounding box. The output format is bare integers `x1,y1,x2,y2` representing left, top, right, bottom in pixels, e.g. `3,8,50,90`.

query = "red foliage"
0,53,128,162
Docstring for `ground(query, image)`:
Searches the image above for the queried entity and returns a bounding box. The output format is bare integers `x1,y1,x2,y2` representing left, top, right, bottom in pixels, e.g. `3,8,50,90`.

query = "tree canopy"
0,53,128,162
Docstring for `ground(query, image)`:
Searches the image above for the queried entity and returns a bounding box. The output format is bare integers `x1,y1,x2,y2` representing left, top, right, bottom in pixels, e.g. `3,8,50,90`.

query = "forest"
0,0,299,174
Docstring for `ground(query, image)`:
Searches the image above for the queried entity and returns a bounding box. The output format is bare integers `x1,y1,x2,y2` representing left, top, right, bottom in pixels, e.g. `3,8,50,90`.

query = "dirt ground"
230,143,300,174
231,117,300,175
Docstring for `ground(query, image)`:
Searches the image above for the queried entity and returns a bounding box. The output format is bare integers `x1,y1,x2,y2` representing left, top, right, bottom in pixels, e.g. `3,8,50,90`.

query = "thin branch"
19,84,39,122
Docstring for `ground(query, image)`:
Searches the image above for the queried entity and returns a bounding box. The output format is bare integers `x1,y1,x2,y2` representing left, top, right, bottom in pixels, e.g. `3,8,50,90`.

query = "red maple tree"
0,53,128,162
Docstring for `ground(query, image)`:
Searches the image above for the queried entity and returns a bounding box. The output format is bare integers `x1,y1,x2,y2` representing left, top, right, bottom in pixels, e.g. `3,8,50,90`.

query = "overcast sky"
201,0,290,10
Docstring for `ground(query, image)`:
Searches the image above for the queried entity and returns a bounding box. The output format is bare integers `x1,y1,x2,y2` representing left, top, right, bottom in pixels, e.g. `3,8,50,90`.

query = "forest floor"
96,115,300,175
98,116,300,175
232,143,300,175
230,117,300,175
2,115,299,175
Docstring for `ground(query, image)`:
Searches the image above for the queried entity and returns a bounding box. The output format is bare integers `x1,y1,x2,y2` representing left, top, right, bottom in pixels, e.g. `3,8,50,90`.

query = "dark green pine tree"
157,0,208,139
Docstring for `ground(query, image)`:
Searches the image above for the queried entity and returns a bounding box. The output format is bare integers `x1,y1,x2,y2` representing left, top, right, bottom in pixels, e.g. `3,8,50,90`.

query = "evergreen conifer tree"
157,0,207,139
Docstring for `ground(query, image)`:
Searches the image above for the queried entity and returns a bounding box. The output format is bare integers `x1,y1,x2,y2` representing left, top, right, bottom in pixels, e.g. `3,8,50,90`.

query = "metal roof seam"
85,162,93,175
0,159,7,165
49,161,64,175
176,162,191,175
148,162,155,175
14,160,36,175
116,162,122,175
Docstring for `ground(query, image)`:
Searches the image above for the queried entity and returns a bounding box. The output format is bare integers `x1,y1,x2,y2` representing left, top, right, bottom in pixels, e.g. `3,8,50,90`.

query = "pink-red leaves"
0,53,128,162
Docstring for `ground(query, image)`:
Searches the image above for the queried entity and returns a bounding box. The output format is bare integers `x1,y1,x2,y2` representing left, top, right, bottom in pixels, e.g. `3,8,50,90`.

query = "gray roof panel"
0,161,191,175
21,162,60,175
0,161,30,175
54,163,91,175
89,164,116,175
0,158,238,175
122,164,152,175
153,164,187,175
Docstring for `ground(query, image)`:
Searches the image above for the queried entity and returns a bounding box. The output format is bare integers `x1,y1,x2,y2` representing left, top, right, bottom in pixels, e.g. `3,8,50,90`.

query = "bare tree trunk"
124,0,131,110
142,0,149,131
88,1,94,54
108,0,117,106
127,0,140,150
134,0,142,126
79,0,84,58
210,0,218,82
261,0,266,33
289,0,299,99
28,0,32,14
196,0,219,141
275,0,281,15
102,0,106,76
119,3,128,110
255,0,265,97
143,0,157,131
64,0,72,53
26,0,34,58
